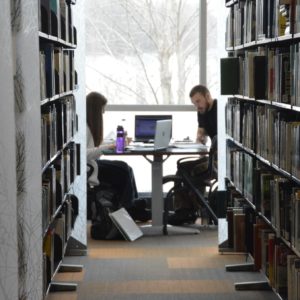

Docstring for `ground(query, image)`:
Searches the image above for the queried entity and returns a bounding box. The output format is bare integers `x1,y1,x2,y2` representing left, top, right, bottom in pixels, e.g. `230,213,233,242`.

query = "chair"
86,163,96,220
162,136,218,234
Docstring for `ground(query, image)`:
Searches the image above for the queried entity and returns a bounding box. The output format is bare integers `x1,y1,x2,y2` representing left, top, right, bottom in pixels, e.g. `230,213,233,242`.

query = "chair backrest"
87,163,94,179
208,135,218,180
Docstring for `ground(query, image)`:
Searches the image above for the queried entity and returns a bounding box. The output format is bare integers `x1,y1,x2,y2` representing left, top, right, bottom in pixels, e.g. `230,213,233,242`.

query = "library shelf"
222,0,300,298
39,0,83,297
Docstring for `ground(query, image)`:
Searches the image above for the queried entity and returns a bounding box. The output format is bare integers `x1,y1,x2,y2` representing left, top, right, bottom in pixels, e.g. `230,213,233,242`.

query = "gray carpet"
46,224,279,300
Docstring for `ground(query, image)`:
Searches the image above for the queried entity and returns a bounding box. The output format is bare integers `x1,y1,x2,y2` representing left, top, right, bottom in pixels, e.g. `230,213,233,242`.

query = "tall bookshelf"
222,0,300,298
39,0,83,296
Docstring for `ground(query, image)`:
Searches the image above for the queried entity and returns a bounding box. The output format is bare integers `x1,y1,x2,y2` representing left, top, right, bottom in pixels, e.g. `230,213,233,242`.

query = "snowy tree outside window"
85,0,220,105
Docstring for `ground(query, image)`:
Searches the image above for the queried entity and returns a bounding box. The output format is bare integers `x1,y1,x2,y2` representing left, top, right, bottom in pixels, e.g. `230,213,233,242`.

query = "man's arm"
196,127,208,144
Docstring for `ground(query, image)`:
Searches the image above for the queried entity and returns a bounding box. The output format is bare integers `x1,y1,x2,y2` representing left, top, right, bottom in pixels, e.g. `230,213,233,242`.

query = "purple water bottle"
116,125,125,153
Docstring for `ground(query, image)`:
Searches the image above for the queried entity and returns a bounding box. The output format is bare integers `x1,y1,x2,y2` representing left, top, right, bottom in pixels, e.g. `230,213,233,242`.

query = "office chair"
162,136,218,234
87,163,96,220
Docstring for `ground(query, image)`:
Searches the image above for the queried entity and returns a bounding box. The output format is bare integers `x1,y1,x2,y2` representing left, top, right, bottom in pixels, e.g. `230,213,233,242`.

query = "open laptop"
134,115,172,143
109,208,143,241
129,119,172,152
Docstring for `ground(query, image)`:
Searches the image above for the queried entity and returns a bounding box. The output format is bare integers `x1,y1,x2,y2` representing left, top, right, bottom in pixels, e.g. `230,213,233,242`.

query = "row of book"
222,42,300,107
252,218,299,297
226,146,300,252
225,191,300,298
256,105,300,177
225,0,300,48
42,142,80,232
254,169,298,243
226,98,255,150
227,147,254,202
40,1,80,297
40,0,76,45
226,99,300,178
40,45,76,100
41,95,77,166
42,194,79,295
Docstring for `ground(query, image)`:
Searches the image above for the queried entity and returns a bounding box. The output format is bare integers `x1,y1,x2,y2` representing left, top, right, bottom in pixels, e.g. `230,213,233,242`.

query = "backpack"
90,185,124,240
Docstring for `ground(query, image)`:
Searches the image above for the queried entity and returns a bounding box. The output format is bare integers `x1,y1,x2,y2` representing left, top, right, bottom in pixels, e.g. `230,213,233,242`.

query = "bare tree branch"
85,0,199,104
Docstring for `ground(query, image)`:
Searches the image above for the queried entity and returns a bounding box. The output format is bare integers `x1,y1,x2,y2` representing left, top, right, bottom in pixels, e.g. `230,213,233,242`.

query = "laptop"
109,208,143,241
134,115,172,142
129,119,172,152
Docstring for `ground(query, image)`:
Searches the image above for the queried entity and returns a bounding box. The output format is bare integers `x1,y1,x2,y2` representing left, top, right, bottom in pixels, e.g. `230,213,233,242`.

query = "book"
293,188,300,251
243,152,254,202
260,228,273,277
244,206,255,254
54,214,65,256
43,229,54,279
40,0,51,34
40,51,47,100
42,43,55,98
253,219,270,271
226,207,243,249
225,6,234,48
220,57,240,95
274,242,292,294
245,50,257,98
50,0,60,37
59,0,69,42
287,255,298,300
295,259,300,300
260,172,274,219
256,0,269,40
54,47,63,95
254,55,267,99
268,232,276,286
233,212,246,252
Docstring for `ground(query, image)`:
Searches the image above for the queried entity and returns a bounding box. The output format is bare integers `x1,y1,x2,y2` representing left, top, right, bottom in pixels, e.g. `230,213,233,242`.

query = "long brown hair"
86,92,107,147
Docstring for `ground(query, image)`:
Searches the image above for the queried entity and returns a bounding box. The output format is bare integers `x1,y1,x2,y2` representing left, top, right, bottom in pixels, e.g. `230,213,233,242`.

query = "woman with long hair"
86,91,150,220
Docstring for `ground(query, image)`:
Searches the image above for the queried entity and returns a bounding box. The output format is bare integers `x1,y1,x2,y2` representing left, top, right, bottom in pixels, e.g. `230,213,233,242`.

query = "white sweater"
86,126,112,186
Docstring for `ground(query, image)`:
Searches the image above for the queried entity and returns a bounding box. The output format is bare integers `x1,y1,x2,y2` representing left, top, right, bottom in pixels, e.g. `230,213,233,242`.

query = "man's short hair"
189,85,210,98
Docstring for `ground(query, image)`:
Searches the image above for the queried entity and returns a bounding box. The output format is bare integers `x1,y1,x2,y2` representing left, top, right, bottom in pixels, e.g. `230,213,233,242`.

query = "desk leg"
151,154,163,227
140,153,200,236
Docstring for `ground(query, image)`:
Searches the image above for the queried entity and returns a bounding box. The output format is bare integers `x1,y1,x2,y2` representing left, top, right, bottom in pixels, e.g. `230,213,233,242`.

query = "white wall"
215,0,229,245
0,2,19,299
13,1,43,298
216,0,228,192
70,0,88,246
0,1,43,299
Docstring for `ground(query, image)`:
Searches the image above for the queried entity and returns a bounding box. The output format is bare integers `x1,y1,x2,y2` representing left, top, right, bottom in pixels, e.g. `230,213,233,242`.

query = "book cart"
222,0,300,299
39,0,83,297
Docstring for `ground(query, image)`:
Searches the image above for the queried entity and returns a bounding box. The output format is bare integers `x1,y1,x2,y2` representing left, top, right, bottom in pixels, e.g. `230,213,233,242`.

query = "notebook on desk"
129,119,172,152
172,142,209,150
134,114,172,142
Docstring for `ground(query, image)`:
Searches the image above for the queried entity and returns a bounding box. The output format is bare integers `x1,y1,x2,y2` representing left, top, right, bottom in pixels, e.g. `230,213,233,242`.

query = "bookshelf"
39,0,83,297
222,0,300,298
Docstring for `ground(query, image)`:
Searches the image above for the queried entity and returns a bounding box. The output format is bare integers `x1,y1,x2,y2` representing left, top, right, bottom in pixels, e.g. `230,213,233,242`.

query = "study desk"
103,146,209,235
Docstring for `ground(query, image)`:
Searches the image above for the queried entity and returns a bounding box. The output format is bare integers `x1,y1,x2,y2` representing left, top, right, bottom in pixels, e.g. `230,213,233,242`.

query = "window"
85,0,200,105
84,0,226,192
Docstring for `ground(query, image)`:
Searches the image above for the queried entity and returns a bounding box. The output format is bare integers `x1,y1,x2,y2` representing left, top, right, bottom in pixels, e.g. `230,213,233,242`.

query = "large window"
84,0,226,192
85,0,201,105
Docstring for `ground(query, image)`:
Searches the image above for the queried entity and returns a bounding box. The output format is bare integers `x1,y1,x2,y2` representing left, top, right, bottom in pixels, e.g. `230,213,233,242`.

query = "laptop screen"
134,115,172,141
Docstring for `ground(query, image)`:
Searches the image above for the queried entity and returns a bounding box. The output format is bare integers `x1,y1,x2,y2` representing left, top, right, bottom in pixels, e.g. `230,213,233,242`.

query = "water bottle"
116,125,125,153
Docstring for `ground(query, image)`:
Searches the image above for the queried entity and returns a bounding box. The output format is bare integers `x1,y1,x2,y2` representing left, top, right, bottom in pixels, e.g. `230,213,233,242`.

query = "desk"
103,146,209,235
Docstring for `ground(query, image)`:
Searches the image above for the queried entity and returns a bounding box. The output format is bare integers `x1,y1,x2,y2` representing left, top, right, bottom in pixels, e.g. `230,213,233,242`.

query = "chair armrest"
176,156,203,166
162,174,182,184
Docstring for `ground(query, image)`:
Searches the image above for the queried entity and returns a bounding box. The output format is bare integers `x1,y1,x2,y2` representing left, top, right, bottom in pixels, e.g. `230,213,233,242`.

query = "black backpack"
90,185,123,240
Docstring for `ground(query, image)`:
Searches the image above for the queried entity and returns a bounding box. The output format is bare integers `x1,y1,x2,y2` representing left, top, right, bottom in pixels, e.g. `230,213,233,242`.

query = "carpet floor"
46,223,279,300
